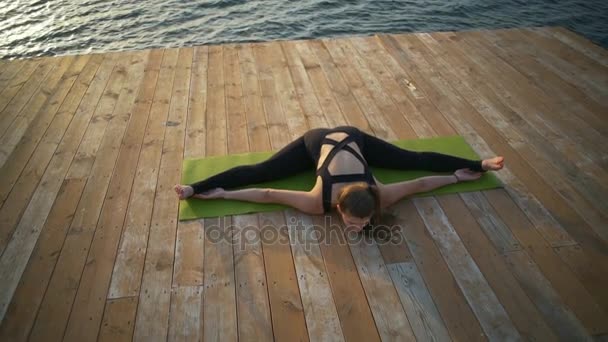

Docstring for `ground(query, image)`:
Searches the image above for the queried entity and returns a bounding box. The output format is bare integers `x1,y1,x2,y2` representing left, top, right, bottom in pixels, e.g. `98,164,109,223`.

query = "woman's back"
305,127,377,212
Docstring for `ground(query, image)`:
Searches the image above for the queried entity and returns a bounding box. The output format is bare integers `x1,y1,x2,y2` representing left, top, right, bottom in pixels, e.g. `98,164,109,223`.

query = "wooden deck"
0,26,607,341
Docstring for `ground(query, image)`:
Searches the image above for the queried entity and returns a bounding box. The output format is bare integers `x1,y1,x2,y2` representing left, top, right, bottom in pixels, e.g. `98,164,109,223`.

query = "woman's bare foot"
482,156,505,171
174,184,194,199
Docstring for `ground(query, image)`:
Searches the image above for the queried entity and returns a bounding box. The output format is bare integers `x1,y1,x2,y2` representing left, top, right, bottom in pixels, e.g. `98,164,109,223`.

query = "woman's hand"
454,168,482,182
192,187,225,199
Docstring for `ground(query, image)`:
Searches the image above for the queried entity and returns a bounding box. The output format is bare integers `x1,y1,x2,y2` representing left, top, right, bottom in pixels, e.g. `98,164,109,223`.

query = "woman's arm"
195,187,322,215
379,169,481,209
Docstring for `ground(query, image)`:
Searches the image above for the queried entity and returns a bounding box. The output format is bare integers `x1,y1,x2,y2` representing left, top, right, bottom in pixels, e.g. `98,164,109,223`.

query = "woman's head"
336,182,381,232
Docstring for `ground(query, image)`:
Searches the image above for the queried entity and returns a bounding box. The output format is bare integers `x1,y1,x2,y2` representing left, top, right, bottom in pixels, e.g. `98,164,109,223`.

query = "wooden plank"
0,29,602,342
500,183,577,248
132,47,192,342
0,58,9,77
391,200,487,341
553,244,608,314
249,46,314,339
293,40,346,127
0,60,80,251
64,52,132,180
0,57,57,137
0,178,84,341
27,51,147,342
251,43,293,144
414,197,520,340
425,31,608,243
376,35,466,138
168,286,203,342
0,55,97,249
98,297,138,342
374,213,414,265
439,193,558,341
236,44,271,150
485,189,608,334
455,30,606,166
312,213,381,342
225,42,273,339
225,42,272,339
230,45,300,339
265,42,309,138
349,34,434,136
108,49,178,298
150,52,198,331
281,40,329,130
232,214,273,342
183,46,208,158
202,216,238,342
0,55,78,168
0,58,42,115
503,250,592,341
387,262,452,342
352,36,452,138
424,31,608,218
396,34,574,248
252,44,297,150
478,29,608,175
0,54,102,210
322,38,399,140
370,33,484,276
63,49,161,342
258,211,309,342
380,33,576,248
486,30,607,138
530,26,607,72
107,48,175,291
459,192,521,253
205,45,227,157
198,41,237,341
237,44,271,151
224,44,250,153
280,41,328,128
0,59,28,92
347,227,416,340
307,39,371,131
173,219,205,287
0,52,120,324
284,209,345,341
461,28,601,151
386,33,607,259
474,29,608,186
558,241,608,308
524,27,608,103
548,27,608,69
172,47,206,289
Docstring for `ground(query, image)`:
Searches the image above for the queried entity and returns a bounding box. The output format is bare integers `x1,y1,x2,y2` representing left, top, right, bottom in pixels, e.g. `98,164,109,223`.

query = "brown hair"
337,182,381,221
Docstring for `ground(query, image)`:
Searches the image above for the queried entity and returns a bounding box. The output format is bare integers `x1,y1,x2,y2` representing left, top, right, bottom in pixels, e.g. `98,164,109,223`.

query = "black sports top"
316,134,376,212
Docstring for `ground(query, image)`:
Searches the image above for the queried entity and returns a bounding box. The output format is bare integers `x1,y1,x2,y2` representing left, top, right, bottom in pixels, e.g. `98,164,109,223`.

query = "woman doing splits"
175,126,504,232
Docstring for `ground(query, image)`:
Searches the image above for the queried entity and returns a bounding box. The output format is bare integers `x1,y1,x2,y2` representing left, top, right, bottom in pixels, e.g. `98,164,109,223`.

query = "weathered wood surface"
1,27,607,341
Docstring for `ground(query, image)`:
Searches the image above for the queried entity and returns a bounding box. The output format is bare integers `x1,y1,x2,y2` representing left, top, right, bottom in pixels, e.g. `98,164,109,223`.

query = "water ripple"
0,0,606,59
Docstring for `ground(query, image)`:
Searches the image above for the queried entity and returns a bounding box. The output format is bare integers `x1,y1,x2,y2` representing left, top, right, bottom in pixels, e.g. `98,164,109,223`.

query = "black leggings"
189,126,483,194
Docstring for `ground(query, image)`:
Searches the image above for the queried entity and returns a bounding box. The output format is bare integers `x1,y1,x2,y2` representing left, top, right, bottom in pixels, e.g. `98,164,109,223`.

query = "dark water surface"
1,0,606,59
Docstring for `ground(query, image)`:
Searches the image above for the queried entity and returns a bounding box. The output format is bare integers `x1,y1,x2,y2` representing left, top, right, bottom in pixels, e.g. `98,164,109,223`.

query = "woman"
175,126,504,231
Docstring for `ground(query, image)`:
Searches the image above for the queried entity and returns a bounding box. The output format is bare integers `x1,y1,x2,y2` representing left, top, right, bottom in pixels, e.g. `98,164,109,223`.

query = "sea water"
1,0,606,59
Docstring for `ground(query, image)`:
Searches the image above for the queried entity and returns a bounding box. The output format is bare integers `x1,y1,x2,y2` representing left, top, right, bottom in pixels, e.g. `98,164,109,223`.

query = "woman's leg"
361,132,484,172
189,136,316,194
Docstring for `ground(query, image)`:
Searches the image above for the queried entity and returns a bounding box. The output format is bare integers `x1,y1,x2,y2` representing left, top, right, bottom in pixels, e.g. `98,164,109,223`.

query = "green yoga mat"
179,135,502,220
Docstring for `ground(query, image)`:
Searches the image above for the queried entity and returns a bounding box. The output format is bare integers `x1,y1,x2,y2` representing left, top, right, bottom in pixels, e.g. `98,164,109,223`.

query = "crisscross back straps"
318,136,375,212
317,137,368,174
